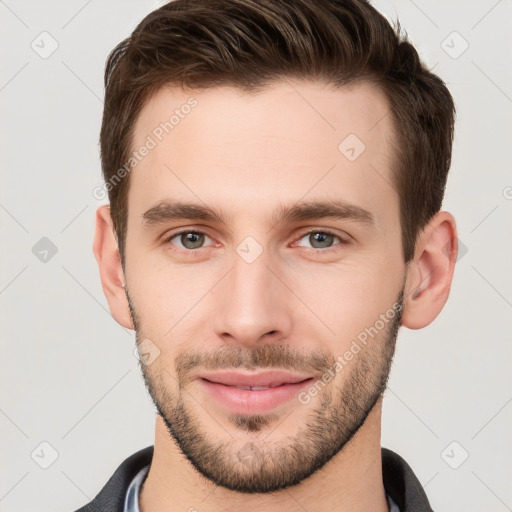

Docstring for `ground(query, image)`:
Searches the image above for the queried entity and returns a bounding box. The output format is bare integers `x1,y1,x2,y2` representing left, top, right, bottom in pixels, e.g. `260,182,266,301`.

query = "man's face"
123,79,406,492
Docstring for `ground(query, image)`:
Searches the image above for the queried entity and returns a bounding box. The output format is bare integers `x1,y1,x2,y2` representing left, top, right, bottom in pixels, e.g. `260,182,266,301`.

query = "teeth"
234,385,272,390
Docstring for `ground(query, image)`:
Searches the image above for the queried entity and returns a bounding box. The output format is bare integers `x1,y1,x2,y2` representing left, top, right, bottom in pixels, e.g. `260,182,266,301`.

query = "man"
77,0,458,510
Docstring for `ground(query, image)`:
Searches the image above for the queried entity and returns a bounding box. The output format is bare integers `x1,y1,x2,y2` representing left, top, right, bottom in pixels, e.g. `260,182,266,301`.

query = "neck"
139,399,388,512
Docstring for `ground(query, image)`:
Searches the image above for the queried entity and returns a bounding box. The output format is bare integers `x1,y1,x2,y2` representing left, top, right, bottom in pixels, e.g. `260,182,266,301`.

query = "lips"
197,370,312,389
196,371,315,414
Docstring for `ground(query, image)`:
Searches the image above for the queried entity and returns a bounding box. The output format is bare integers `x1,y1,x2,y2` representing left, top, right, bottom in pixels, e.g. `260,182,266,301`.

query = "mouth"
214,384,289,390
196,370,314,414
197,370,313,388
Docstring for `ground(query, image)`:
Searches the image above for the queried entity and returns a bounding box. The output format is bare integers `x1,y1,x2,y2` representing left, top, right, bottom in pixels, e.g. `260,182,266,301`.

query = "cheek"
287,258,402,347
128,243,193,302
127,262,219,352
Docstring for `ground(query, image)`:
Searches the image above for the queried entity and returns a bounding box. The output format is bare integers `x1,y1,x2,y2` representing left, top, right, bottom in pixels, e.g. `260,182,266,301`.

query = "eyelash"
297,231,351,252
162,229,350,255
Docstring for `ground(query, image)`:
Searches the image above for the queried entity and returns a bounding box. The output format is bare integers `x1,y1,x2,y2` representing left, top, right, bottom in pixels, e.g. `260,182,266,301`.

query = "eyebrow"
141,199,374,228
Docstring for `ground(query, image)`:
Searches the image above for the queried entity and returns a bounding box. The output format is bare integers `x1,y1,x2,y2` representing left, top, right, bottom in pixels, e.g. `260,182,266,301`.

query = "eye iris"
181,232,204,249
310,232,334,249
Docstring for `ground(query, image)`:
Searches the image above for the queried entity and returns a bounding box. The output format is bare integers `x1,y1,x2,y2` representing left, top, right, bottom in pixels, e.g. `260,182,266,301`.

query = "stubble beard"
127,287,403,493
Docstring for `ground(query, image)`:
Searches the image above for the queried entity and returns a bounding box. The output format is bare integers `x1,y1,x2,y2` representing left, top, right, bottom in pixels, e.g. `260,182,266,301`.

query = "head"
94,0,458,494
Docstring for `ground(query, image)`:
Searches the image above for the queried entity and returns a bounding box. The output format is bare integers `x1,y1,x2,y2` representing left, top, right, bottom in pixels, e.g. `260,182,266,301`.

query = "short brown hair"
100,0,455,266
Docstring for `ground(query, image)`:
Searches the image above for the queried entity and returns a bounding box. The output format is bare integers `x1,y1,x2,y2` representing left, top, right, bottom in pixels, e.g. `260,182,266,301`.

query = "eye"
164,230,214,251
294,230,349,252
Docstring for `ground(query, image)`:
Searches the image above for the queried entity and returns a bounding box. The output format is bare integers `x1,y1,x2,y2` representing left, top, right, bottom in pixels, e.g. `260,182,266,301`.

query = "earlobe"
92,205,134,330
401,211,458,330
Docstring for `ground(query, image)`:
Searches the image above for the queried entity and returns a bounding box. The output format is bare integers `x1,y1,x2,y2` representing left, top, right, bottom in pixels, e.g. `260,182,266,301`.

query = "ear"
92,205,134,330
401,211,458,330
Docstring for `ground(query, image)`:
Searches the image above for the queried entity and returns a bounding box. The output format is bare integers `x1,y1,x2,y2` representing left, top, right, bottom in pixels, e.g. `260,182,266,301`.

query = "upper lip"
198,370,313,388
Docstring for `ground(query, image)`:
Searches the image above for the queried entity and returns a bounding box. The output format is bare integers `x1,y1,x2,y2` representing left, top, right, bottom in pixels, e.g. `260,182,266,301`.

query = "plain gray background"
1,1,511,511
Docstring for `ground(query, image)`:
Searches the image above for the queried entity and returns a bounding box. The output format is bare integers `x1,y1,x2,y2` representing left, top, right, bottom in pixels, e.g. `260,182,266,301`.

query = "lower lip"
198,378,314,415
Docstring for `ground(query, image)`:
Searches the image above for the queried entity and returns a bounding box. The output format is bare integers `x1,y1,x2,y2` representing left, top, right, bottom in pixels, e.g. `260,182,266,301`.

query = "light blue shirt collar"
123,464,400,512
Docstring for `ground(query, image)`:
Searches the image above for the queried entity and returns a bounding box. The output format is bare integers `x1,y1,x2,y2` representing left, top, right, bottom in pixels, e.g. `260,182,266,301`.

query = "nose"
213,247,293,348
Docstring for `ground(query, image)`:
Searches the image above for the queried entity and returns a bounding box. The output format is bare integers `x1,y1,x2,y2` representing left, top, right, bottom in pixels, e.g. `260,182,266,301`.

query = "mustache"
174,343,335,386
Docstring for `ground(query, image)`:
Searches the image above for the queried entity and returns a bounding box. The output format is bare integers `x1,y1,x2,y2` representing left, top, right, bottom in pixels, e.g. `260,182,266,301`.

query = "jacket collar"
382,447,434,511
74,446,154,512
74,445,433,512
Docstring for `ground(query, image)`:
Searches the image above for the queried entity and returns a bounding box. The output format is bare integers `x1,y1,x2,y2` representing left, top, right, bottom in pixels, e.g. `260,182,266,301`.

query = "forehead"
127,79,398,230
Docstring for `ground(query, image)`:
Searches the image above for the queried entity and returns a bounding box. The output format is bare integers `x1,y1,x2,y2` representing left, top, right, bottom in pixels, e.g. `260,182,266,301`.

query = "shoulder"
381,447,435,512
72,445,154,512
